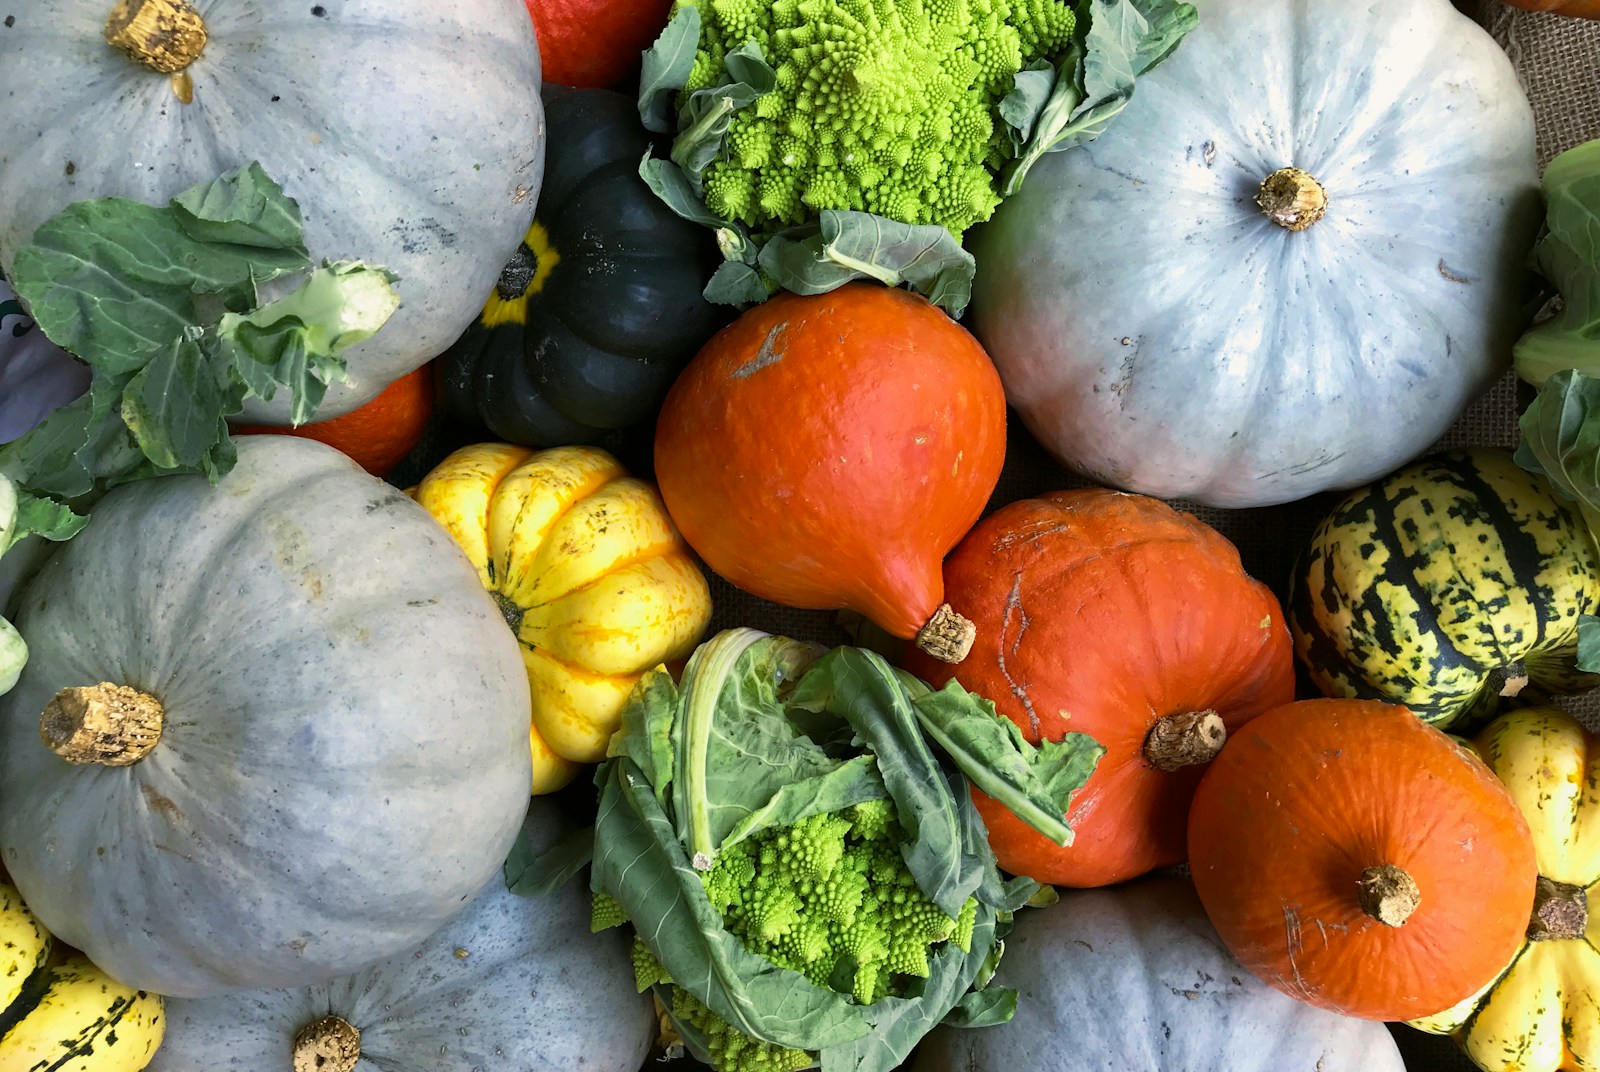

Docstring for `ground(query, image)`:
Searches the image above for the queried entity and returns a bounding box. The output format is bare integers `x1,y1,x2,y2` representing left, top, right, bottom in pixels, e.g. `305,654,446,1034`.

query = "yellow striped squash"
1408,706,1600,1071
1289,448,1600,729
414,443,713,792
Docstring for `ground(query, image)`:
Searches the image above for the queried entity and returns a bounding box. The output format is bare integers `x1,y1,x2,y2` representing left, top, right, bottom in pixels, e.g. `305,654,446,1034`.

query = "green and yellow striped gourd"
1289,448,1600,729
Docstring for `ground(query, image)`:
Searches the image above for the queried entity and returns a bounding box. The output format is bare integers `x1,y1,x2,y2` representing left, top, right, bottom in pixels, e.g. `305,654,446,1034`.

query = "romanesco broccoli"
678,0,1076,238
609,801,980,1071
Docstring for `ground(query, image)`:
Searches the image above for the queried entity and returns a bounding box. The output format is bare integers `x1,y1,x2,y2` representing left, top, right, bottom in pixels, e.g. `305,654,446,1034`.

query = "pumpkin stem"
1256,167,1328,232
492,591,526,636
1141,710,1226,772
1527,875,1588,942
292,1015,361,1072
1488,660,1530,699
39,683,164,767
104,0,208,74
914,603,976,664
1357,864,1421,927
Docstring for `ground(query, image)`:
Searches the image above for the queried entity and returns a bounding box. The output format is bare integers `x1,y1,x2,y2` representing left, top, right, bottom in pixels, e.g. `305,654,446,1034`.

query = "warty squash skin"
0,437,534,998
1290,448,1600,730
1410,707,1600,1072
654,283,1006,659
414,442,712,787
969,0,1540,507
148,799,654,1072
903,490,1295,888
0,0,545,423
910,879,1407,1072
1188,698,1538,1022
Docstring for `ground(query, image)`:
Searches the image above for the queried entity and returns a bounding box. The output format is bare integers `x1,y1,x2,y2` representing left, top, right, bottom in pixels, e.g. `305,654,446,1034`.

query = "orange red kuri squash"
524,0,674,86
1188,698,1538,1022
654,283,1007,662
903,489,1294,887
1499,0,1600,17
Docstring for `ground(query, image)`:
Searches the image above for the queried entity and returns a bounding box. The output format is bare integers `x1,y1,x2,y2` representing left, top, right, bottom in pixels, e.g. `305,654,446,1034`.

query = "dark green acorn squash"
437,85,725,446
1289,447,1600,730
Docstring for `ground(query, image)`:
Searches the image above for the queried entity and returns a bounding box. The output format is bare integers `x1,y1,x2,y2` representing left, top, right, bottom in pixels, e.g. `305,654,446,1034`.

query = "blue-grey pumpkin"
969,0,1540,508
148,800,654,1072
910,878,1407,1072
0,436,533,998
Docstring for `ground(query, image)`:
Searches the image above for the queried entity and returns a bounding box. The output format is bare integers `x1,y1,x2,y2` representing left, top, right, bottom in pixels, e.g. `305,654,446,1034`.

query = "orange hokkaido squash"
653,283,1007,662
1188,698,1538,1022
903,490,1294,887
1499,0,1600,17
524,0,673,86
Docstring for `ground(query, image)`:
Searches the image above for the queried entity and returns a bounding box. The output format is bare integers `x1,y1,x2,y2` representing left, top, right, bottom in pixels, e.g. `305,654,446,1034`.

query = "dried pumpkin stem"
1141,710,1226,772
914,603,976,664
1358,864,1421,928
39,683,164,766
1488,660,1530,699
1256,167,1328,232
292,1015,361,1072
1527,875,1588,942
104,0,208,74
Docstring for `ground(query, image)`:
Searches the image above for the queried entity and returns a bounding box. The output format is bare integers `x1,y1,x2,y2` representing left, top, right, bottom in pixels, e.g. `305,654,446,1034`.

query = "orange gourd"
1499,0,1600,17
1187,698,1538,1022
653,283,1006,662
903,490,1294,887
524,0,673,86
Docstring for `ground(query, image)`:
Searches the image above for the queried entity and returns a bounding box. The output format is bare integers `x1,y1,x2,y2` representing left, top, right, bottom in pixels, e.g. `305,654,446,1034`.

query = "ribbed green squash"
1289,448,1600,729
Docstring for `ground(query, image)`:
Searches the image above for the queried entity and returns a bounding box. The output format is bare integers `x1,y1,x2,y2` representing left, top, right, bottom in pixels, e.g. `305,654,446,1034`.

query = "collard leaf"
169,162,309,254
671,44,777,190
717,754,888,854
639,4,702,134
120,335,233,470
608,667,682,805
1000,0,1198,196
1515,135,1600,387
910,680,1103,847
940,986,1019,1029
703,260,772,306
592,757,871,1051
671,629,829,865
639,154,732,230
998,61,1058,152
757,212,976,317
0,615,22,696
1578,615,1600,674
1517,369,1600,540
0,164,395,532
504,822,596,896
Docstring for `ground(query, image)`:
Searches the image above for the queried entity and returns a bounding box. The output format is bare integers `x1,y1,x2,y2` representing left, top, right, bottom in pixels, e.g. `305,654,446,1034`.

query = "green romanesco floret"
672,987,814,1072
677,0,1075,238
706,804,977,1007
591,890,628,932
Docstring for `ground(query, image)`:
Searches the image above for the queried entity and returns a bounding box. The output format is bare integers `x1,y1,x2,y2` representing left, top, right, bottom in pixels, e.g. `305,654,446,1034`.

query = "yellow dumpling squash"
1409,706,1600,1070
415,443,713,792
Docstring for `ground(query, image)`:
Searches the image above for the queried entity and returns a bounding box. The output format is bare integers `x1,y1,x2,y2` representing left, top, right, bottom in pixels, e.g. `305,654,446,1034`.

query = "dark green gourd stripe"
1290,449,1600,730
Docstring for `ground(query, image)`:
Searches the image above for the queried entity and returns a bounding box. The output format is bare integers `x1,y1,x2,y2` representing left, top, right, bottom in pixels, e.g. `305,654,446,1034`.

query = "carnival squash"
0,437,533,998
1409,707,1600,1072
148,799,654,1072
910,878,1407,1072
969,0,1540,507
0,0,544,423
654,283,1007,662
437,86,724,447
1188,698,1538,1022
903,490,1294,887
1290,448,1600,730
414,443,712,789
